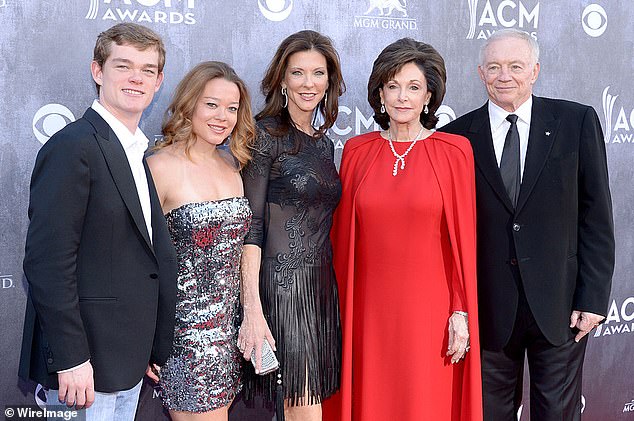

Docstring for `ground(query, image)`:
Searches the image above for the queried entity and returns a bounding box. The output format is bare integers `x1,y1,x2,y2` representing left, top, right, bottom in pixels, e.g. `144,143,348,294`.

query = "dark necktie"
500,114,521,207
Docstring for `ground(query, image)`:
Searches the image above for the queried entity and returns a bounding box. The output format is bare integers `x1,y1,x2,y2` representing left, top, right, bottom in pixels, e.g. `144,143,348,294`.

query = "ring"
465,346,470,352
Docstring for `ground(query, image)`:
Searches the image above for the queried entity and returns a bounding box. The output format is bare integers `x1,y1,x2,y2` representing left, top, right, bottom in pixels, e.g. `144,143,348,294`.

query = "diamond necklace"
387,126,425,176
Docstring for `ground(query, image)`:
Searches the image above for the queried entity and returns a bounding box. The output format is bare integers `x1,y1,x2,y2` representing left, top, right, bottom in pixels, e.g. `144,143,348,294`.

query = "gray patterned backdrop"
1,1,632,419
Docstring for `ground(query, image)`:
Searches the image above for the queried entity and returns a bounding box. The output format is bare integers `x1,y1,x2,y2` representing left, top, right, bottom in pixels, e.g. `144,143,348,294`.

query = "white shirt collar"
91,100,149,152
488,96,533,131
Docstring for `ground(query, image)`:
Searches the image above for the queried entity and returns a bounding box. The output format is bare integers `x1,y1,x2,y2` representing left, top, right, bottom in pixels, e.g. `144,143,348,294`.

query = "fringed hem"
243,261,342,407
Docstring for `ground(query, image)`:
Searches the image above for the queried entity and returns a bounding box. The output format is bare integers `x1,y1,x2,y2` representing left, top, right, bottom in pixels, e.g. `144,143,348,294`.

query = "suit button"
150,273,158,279
47,358,54,364
512,223,521,232
510,258,518,266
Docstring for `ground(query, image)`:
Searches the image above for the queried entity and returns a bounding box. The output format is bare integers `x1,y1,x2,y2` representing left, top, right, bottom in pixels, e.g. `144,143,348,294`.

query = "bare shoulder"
147,144,184,174
217,147,241,173
146,145,187,199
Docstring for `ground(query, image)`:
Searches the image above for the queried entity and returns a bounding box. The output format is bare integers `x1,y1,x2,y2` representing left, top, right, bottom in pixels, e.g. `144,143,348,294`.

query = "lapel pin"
545,131,551,136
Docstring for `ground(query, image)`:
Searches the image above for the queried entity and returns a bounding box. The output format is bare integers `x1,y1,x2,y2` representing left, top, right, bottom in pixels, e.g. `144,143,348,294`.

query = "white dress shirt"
91,100,153,243
488,97,532,182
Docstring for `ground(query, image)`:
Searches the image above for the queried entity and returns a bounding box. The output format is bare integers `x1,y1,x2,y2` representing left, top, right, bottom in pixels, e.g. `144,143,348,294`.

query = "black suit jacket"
442,96,614,350
19,108,177,392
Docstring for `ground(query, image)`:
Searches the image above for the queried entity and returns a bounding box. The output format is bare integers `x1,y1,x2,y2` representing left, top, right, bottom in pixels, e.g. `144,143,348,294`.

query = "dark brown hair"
157,61,255,169
256,30,345,144
368,38,446,130
93,23,166,94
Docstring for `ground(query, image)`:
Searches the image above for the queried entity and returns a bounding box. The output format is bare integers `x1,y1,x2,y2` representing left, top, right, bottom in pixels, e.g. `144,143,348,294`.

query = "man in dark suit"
19,23,177,419
442,29,614,420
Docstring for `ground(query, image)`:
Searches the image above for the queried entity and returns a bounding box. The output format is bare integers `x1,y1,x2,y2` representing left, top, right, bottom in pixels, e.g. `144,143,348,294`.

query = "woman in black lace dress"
238,30,345,421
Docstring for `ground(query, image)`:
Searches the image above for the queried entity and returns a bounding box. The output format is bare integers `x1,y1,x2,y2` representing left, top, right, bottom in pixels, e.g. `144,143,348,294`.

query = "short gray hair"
479,29,539,66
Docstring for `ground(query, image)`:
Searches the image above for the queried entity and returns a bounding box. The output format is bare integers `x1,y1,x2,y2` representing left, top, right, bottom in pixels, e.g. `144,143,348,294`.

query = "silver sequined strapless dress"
160,197,251,412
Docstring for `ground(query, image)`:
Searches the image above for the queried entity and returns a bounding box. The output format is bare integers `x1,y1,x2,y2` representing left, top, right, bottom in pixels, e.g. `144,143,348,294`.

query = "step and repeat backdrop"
1,1,632,419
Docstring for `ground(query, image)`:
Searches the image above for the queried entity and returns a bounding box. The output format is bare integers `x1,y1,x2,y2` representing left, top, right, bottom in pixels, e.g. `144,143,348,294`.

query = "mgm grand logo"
354,0,417,30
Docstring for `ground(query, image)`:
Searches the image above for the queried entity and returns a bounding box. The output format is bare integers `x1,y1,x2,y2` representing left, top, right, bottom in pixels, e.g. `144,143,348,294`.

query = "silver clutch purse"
251,338,280,375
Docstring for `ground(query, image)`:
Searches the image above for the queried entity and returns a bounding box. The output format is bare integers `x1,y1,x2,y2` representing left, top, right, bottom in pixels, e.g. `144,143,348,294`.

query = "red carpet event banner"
0,1,632,419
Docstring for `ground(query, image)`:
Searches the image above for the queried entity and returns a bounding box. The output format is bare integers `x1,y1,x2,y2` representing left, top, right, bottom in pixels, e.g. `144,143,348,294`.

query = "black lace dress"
242,117,342,406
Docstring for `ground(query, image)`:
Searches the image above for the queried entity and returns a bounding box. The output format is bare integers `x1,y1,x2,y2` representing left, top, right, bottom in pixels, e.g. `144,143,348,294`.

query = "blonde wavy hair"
157,61,255,168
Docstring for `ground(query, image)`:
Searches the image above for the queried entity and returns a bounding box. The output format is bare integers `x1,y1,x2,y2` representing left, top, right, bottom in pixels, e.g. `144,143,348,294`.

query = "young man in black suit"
19,23,177,419
442,29,614,420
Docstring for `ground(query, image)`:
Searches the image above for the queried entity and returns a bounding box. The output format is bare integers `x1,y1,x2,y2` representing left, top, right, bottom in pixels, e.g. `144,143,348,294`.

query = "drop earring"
380,102,386,114
282,87,288,108
423,103,429,114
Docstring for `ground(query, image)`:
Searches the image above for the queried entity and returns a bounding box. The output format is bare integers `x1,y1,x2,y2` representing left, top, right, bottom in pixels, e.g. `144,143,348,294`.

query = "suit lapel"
144,158,163,257
516,97,560,213
468,103,515,212
83,108,154,253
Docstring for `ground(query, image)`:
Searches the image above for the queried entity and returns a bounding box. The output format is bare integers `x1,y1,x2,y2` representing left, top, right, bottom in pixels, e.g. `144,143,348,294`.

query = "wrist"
57,359,91,373
242,302,264,316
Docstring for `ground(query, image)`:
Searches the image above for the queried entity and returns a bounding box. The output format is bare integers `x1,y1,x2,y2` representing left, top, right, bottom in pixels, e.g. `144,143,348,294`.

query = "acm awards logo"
435,105,457,129
330,105,381,149
329,104,456,150
601,87,634,145
466,0,539,40
593,296,634,337
624,399,634,413
258,0,293,22
32,104,76,145
581,4,607,37
86,0,196,25
354,0,417,30
0,0,6,8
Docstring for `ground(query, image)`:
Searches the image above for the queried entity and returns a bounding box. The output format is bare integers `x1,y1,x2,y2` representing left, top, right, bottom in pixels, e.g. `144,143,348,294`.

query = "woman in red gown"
324,38,482,421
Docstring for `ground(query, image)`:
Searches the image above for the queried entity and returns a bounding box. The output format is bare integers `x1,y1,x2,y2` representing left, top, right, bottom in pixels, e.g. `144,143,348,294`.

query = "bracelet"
453,311,468,318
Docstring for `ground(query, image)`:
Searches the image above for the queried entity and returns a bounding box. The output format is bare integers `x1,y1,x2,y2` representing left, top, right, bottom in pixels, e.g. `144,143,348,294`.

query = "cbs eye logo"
435,105,456,129
582,4,607,37
32,104,75,144
258,0,293,21
34,384,47,409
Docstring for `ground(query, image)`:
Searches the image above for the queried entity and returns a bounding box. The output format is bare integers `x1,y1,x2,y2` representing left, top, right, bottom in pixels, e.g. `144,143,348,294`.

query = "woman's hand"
447,311,470,364
238,308,276,374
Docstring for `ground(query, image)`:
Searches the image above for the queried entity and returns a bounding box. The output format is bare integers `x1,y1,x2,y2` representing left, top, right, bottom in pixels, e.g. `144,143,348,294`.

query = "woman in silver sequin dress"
147,61,256,420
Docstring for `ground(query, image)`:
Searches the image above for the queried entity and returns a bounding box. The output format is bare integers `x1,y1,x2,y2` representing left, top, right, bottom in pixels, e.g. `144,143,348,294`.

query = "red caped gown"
323,131,482,421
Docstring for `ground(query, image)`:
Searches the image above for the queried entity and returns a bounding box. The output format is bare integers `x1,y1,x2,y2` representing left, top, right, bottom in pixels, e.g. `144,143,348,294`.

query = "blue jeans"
45,379,143,421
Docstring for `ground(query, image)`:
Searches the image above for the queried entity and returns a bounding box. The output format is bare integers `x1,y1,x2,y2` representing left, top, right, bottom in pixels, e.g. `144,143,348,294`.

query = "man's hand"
57,362,95,409
146,363,161,383
570,310,605,342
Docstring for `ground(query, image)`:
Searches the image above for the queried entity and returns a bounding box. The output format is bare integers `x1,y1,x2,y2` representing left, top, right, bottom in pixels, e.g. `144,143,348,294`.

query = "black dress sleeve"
242,125,277,247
